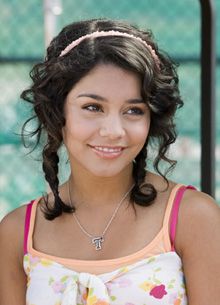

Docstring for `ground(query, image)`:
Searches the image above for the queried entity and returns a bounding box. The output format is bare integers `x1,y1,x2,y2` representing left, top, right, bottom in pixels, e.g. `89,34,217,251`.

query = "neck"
68,163,134,208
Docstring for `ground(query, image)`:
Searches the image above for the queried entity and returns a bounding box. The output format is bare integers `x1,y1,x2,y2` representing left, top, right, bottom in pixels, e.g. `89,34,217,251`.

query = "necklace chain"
68,178,134,250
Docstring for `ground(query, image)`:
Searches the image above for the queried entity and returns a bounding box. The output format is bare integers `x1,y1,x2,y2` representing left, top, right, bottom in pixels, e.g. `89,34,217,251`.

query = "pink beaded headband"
59,30,160,69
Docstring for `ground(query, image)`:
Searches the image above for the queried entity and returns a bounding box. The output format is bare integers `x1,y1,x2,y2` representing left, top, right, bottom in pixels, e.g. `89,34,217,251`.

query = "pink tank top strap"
24,200,35,254
170,185,196,251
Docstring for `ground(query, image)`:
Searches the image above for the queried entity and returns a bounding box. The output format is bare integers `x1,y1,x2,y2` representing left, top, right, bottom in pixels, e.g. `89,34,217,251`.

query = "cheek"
130,120,150,144
62,117,98,144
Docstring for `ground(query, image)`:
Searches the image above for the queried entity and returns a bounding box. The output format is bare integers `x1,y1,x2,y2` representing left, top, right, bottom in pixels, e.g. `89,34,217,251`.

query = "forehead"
67,63,142,100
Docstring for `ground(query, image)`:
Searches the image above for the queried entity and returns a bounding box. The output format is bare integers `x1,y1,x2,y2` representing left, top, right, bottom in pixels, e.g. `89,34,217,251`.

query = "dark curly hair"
20,18,183,220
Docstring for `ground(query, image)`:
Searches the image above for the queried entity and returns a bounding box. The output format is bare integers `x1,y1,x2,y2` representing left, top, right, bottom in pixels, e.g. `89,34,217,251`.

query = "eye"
82,104,103,112
126,107,145,115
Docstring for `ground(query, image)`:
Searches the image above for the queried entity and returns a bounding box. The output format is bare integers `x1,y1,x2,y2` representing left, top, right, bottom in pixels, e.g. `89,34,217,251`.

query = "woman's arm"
175,190,220,305
0,206,27,305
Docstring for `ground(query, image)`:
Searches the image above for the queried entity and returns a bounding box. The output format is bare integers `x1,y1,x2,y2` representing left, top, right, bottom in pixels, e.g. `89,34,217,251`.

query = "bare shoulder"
182,187,219,208
174,189,220,303
0,204,27,261
180,188,219,227
0,204,29,304
0,203,27,230
175,187,220,256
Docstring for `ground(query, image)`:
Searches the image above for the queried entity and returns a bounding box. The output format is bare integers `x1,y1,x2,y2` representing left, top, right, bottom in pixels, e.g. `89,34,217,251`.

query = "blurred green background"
0,0,220,219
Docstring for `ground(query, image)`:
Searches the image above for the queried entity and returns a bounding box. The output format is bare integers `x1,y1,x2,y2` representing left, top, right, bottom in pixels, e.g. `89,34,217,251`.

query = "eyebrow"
77,93,145,104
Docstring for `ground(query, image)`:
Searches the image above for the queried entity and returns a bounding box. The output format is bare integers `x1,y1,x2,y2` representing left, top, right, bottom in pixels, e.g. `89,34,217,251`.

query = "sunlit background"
0,0,220,219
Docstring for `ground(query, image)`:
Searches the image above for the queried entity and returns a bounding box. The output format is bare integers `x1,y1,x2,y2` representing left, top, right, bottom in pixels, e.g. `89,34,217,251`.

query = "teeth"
94,146,122,153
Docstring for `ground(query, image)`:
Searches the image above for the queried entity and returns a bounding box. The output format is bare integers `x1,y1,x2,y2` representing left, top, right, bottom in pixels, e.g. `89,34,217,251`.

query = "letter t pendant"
92,236,104,250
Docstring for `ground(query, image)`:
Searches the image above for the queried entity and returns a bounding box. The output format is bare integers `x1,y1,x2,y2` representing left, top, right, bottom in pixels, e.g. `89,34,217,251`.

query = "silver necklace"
68,179,134,251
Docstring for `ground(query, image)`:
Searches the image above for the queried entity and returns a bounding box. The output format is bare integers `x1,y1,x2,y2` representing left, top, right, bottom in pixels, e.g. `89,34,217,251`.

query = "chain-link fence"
1,0,220,219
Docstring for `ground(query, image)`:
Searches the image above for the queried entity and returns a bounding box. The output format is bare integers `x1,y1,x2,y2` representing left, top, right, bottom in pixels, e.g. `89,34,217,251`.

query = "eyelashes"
82,104,145,115
127,107,145,115
82,104,102,112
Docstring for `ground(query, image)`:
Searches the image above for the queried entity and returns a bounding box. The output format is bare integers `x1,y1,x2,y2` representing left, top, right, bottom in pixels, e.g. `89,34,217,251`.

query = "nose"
99,115,126,139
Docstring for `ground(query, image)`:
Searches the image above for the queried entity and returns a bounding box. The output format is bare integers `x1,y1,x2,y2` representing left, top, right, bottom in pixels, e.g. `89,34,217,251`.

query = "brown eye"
82,104,103,112
127,107,145,115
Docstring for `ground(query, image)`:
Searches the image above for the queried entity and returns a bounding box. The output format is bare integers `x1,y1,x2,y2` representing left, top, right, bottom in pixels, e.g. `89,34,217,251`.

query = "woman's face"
63,63,151,177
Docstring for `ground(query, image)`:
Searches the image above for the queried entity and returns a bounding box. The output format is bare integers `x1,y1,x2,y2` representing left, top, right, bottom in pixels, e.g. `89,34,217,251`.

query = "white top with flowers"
24,251,186,305
24,184,193,305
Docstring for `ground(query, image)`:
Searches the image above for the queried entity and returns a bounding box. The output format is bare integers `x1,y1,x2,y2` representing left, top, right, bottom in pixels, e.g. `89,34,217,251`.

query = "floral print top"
23,184,195,305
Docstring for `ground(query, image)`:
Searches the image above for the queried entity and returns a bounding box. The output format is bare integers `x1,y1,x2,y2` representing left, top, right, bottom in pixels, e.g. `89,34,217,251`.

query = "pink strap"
24,200,34,254
170,185,196,251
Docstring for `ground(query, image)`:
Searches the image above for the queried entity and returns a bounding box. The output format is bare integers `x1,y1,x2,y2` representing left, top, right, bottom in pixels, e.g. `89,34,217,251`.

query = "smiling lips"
89,145,125,159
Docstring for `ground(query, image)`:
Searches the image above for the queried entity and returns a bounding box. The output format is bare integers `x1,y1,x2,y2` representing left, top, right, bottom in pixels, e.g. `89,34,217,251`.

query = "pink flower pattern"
149,284,167,299
24,252,187,305
51,281,66,294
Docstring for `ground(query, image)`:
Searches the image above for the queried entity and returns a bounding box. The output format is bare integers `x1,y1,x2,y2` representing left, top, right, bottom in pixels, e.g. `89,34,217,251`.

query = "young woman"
0,18,220,305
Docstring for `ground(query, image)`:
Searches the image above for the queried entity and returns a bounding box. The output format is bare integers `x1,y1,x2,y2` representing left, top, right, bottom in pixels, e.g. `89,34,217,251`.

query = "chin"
87,165,127,178
91,170,121,178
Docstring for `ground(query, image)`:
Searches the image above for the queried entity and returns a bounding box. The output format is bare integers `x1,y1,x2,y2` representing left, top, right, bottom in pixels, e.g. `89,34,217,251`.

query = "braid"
42,136,74,220
131,144,157,209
